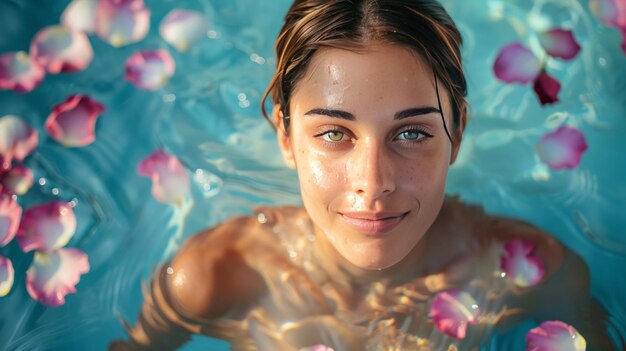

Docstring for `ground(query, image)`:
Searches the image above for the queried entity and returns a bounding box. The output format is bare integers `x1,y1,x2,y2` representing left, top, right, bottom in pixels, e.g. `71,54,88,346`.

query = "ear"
450,106,467,165
273,104,296,169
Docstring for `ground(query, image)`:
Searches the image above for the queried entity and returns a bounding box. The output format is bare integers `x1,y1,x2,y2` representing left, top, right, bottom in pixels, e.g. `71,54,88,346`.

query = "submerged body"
111,197,614,350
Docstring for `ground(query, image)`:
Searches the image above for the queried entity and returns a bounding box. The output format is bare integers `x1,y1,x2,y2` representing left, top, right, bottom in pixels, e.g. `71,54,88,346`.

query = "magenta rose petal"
493,43,542,84
30,25,93,74
0,196,22,247
536,126,588,170
137,150,190,205
589,0,626,28
61,0,98,34
0,255,14,297
0,51,46,93
500,238,545,288
539,29,581,60
45,95,105,147
1,165,34,195
0,115,39,171
159,9,209,52
25,248,90,306
533,71,561,105
124,50,176,90
526,320,587,351
95,0,151,47
429,290,479,339
16,201,77,253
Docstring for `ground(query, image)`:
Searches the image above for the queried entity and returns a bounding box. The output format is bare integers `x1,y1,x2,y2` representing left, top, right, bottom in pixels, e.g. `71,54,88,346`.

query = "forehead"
292,43,442,111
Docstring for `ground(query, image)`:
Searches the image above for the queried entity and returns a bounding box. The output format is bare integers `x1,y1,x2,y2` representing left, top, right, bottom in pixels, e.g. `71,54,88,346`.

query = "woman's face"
276,43,463,270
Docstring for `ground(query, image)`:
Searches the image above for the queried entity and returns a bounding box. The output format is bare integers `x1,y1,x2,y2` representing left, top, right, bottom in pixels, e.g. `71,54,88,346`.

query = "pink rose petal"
526,320,587,351
62,0,98,34
137,150,189,205
536,126,588,170
430,290,479,339
0,255,14,297
1,165,34,195
300,345,335,351
0,196,22,247
494,43,542,84
30,25,93,74
16,201,77,252
45,95,105,147
95,0,151,47
590,0,626,28
26,248,90,306
500,238,546,288
159,9,209,52
533,71,562,105
124,50,175,90
0,115,39,171
539,29,581,60
0,51,46,93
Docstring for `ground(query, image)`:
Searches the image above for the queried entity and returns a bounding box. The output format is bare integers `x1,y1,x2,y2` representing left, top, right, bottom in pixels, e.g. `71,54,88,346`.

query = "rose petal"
299,345,335,351
159,9,209,52
0,196,22,247
494,43,542,84
526,320,587,351
429,290,479,339
539,29,581,60
26,248,89,306
621,28,626,55
0,255,14,297
16,201,77,252
61,0,98,34
533,71,561,105
0,115,39,171
0,51,46,93
45,95,105,147
589,0,626,28
137,150,189,205
500,238,546,288
30,25,93,74
536,126,588,170
124,50,175,90
95,0,151,47
1,165,34,195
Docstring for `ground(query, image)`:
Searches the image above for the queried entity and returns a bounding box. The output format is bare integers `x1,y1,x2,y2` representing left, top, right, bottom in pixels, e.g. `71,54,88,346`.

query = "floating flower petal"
494,43,541,84
536,126,588,170
500,238,545,288
589,0,626,28
30,25,93,74
45,95,105,147
124,50,175,90
61,0,98,33
159,9,209,52
526,320,586,351
16,201,77,252
137,150,189,205
430,290,479,339
0,51,45,93
300,345,335,351
0,115,39,171
95,0,151,47
0,196,22,247
533,71,561,105
539,29,581,60
26,248,89,306
1,165,34,195
0,255,14,297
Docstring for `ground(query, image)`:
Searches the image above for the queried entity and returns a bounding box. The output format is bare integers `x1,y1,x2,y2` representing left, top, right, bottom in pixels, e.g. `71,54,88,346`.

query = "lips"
339,211,409,236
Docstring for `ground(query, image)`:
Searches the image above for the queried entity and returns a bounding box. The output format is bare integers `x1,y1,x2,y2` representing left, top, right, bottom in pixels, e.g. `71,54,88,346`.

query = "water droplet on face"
166,267,174,275
257,213,267,224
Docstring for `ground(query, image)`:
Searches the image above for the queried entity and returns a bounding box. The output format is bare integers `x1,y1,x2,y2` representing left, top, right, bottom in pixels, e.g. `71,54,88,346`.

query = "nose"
347,138,396,201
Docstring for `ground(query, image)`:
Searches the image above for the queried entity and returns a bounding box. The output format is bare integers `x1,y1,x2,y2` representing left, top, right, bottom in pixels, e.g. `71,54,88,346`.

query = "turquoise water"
0,0,625,350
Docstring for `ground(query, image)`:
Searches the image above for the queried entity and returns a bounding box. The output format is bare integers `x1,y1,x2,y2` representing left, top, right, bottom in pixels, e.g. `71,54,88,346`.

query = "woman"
111,0,616,349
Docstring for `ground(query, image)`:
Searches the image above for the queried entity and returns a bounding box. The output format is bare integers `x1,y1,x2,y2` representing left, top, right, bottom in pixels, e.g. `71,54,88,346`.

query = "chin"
345,248,407,271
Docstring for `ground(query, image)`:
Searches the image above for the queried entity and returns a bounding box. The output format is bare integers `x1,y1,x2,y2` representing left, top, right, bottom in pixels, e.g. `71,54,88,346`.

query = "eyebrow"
304,107,441,120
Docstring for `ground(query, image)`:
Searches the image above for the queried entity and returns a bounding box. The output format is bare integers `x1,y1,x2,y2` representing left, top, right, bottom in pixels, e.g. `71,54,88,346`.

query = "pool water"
0,0,625,350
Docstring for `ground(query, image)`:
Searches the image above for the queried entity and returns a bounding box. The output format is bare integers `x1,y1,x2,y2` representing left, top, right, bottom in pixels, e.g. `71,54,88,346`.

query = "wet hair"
261,0,467,142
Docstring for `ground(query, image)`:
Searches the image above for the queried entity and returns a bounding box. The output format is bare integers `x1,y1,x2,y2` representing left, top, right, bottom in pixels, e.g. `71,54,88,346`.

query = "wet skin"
110,44,617,350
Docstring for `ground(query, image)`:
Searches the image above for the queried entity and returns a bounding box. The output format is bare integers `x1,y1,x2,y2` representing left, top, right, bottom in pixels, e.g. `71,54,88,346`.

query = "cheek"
294,147,346,202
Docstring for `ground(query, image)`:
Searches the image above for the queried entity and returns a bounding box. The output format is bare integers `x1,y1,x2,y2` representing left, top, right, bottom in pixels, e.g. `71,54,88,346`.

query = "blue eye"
322,130,345,142
396,130,424,141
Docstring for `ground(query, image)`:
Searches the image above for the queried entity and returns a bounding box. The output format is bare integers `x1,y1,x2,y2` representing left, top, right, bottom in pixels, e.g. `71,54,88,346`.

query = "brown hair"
261,0,467,133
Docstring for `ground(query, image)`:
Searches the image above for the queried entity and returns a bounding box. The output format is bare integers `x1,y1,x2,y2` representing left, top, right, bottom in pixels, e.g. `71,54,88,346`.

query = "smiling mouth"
339,211,410,236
